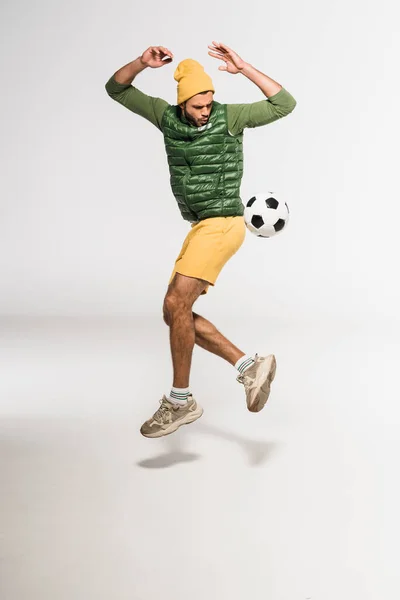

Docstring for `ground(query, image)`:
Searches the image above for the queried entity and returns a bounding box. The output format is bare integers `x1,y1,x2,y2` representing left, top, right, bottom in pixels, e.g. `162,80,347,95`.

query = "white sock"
235,355,255,374
168,386,190,405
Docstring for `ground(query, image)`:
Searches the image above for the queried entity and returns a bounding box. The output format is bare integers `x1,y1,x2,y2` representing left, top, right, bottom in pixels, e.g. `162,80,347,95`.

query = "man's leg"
163,274,210,388
163,277,246,377
192,312,245,366
140,274,207,438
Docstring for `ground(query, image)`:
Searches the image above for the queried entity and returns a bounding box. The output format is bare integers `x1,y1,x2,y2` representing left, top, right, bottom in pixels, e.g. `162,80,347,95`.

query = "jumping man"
105,41,297,438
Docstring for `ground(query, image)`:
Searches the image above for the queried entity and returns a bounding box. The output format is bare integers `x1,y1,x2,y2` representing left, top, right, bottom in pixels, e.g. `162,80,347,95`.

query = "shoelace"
237,354,259,386
237,369,256,387
153,398,174,423
237,374,255,392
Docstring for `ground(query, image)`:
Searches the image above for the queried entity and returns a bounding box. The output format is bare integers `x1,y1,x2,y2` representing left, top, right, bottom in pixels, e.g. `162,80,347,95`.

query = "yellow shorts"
168,216,246,295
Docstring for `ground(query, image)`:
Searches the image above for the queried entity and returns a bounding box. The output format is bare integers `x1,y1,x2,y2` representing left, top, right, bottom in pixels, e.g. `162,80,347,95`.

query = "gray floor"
0,315,398,599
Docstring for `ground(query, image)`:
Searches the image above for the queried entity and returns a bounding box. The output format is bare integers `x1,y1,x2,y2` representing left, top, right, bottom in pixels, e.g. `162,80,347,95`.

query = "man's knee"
163,292,190,326
163,296,171,326
163,308,170,326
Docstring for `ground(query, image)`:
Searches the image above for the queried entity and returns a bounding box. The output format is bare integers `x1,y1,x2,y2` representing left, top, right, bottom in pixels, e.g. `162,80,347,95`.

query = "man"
105,41,296,438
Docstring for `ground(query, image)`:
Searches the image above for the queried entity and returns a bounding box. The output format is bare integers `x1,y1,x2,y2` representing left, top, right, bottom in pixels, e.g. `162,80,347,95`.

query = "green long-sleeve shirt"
105,74,296,135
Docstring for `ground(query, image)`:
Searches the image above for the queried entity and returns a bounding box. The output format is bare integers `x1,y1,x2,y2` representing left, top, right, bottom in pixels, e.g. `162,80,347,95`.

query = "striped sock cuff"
235,355,255,374
169,386,190,404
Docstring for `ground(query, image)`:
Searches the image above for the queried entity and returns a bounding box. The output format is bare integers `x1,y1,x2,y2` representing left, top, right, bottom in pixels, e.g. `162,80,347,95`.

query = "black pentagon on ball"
274,218,286,232
251,214,264,229
285,202,289,213
246,196,256,207
265,197,279,209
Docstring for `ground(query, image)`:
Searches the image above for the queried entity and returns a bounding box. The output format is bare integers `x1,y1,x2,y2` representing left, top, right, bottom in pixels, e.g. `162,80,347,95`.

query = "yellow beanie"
174,59,215,105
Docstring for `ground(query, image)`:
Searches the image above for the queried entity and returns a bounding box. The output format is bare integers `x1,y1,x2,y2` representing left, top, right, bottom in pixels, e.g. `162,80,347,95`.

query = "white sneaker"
237,354,277,412
140,394,203,438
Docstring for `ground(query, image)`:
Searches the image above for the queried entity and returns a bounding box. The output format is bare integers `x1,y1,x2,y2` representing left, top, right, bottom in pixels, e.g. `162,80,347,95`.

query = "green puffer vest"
161,101,245,222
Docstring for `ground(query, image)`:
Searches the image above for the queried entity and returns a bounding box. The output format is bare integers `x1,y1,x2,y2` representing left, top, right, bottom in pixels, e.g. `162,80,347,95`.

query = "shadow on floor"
136,450,201,469
137,421,280,469
196,422,280,466
137,429,201,468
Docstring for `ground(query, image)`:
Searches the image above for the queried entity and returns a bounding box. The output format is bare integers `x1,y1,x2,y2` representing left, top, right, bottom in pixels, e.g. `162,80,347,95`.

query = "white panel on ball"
243,191,290,238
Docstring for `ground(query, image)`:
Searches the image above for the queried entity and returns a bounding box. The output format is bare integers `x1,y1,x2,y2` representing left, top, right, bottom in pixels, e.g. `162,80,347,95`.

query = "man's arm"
228,61,297,135
227,86,297,136
113,55,148,85
241,63,283,98
207,42,296,135
105,50,173,131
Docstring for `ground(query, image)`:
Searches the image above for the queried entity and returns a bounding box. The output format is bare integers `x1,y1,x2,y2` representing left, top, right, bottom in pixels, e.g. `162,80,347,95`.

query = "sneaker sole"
248,354,277,413
140,406,204,438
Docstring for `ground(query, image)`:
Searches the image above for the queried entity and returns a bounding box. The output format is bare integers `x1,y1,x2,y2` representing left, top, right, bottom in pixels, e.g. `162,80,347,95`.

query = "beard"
183,107,198,126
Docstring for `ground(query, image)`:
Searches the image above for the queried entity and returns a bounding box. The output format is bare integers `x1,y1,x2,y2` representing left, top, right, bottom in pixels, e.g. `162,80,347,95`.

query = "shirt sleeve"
226,87,297,136
105,74,170,131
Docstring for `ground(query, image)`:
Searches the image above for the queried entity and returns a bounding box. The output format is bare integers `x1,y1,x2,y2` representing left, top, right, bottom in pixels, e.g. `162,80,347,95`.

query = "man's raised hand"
208,41,247,74
140,46,174,69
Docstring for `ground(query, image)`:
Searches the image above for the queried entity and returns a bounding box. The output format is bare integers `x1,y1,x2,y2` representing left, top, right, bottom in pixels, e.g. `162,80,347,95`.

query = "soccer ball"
244,192,290,238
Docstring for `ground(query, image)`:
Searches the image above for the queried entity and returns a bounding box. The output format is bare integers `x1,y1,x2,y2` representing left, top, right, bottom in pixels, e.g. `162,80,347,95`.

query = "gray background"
1,0,399,599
